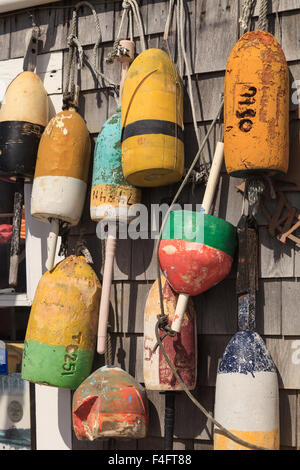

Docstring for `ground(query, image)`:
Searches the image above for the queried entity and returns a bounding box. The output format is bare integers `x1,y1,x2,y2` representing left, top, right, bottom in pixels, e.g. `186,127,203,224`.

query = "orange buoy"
224,30,289,178
31,107,91,270
72,366,148,440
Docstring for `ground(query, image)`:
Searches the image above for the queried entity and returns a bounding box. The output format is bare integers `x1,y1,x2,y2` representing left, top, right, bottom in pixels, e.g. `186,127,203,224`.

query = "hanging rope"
257,0,268,31
63,1,118,110
105,323,113,365
153,98,224,345
105,0,146,65
239,0,255,32
154,324,267,450
153,0,269,450
164,0,209,181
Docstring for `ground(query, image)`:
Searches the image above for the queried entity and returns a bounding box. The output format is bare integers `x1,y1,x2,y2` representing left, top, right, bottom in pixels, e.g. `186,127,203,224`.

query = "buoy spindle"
94,40,136,355
45,219,60,271
170,141,225,334
97,229,117,354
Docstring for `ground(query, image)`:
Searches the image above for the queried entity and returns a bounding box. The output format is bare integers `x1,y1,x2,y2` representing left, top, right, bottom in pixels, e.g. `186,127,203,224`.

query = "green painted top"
92,107,133,187
161,210,236,258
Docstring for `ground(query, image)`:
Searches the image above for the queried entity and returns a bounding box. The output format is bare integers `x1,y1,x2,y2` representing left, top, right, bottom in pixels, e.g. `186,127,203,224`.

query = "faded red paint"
159,239,233,296
143,275,197,391
159,280,196,387
72,366,148,440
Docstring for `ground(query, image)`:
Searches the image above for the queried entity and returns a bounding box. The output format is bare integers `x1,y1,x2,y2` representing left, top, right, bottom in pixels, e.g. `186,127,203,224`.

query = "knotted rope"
257,0,269,31
154,0,269,450
63,1,118,110
239,0,255,32
105,0,146,65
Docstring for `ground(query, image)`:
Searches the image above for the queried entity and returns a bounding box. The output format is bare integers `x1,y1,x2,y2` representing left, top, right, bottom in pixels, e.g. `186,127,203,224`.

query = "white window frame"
0,183,63,307
0,51,64,307
0,49,72,450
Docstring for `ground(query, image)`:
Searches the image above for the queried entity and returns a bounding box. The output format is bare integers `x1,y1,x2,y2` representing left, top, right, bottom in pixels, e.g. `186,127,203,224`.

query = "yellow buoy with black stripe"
21,255,101,390
121,48,184,187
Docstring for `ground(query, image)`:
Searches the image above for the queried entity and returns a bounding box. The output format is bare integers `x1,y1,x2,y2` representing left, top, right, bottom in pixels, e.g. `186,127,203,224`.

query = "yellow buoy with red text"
224,30,289,177
21,255,101,389
121,48,184,187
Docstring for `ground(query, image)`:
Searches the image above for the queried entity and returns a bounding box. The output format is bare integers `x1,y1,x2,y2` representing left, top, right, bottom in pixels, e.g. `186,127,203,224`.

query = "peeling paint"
72,366,148,440
224,30,289,178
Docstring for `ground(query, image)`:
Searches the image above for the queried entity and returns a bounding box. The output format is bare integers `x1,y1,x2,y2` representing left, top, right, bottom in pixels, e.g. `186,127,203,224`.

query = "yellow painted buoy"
121,48,184,187
0,71,49,180
224,30,289,177
21,255,101,389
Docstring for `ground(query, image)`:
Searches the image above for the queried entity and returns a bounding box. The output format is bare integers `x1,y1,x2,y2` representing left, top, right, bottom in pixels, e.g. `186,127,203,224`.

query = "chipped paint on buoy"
214,331,280,450
121,49,184,187
72,366,148,440
159,211,236,296
90,107,141,223
224,30,289,177
144,275,197,391
21,255,101,389
31,109,91,225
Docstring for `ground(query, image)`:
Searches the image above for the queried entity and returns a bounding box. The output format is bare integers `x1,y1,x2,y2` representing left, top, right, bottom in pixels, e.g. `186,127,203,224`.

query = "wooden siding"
1,0,300,450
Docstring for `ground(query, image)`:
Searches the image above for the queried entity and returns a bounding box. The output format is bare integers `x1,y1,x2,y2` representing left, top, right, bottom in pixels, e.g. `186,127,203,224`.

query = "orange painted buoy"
72,366,148,440
224,30,289,177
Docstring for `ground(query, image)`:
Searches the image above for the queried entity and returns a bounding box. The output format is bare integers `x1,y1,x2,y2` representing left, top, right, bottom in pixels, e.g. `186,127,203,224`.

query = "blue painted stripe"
218,331,276,376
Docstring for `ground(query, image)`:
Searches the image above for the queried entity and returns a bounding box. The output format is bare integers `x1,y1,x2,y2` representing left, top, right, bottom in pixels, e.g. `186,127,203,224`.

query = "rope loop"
151,313,176,354
105,39,130,64
157,313,176,337
106,0,146,65
63,0,118,109
257,0,268,31
122,0,131,9
62,91,79,111
239,0,255,32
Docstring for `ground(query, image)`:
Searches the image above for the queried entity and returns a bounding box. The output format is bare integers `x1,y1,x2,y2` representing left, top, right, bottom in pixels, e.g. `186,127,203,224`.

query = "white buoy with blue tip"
214,216,280,450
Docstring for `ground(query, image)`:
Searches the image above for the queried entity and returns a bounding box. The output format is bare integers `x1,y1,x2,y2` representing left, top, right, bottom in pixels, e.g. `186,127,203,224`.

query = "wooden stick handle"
45,219,59,271
97,232,117,354
201,141,224,214
9,191,23,287
171,293,189,333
